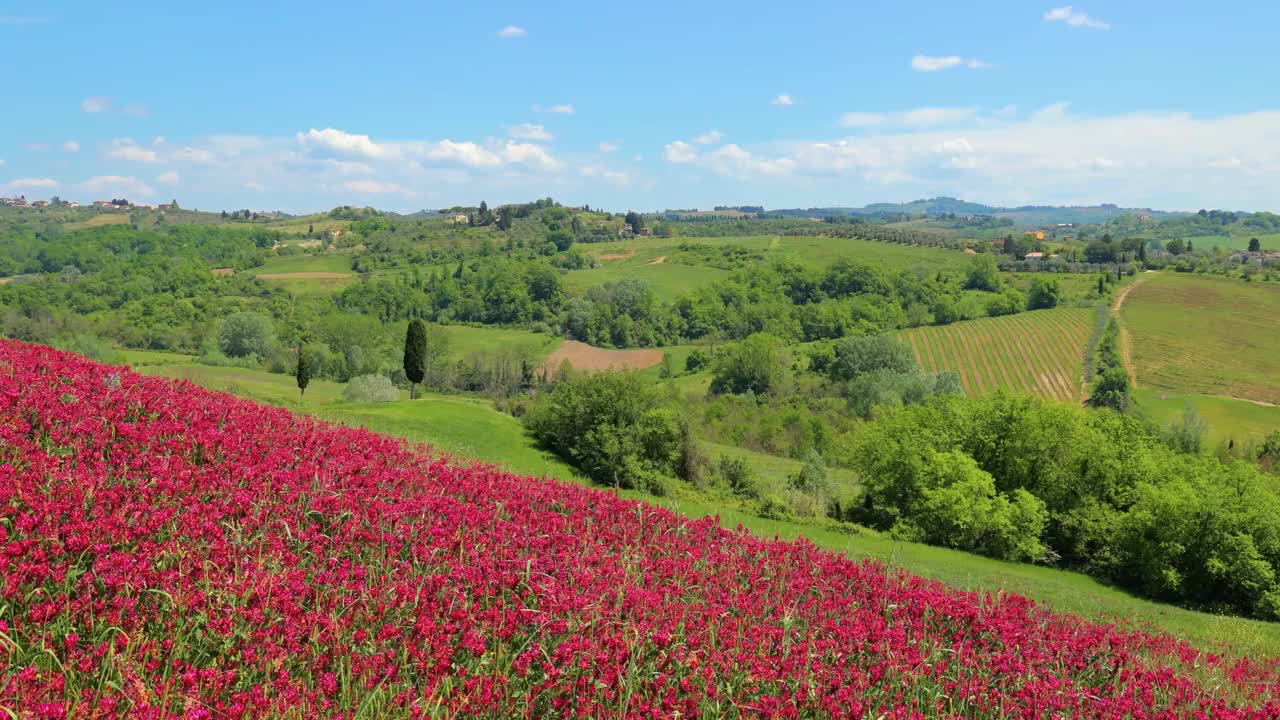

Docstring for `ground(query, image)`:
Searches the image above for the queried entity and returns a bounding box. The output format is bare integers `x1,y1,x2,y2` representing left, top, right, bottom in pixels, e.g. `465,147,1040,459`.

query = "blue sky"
3,0,1279,213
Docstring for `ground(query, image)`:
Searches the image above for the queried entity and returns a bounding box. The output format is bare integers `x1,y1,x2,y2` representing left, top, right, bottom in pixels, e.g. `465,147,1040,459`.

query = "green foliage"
850,391,1280,619
1165,403,1207,454
885,450,1048,563
342,374,401,403
709,333,791,396
403,319,427,393
524,372,681,492
296,343,311,398
845,368,963,418
964,254,1001,291
1088,366,1132,412
219,312,276,358
1027,276,1062,310
828,333,915,381
684,348,709,373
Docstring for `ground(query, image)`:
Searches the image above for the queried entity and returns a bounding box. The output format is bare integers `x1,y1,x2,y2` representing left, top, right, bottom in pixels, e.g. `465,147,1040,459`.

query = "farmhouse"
1024,252,1046,260
31,200,49,208
92,200,115,208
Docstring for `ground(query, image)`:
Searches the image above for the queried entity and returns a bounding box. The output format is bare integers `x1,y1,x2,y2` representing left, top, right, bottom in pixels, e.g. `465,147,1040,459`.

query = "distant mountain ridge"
764,197,1190,226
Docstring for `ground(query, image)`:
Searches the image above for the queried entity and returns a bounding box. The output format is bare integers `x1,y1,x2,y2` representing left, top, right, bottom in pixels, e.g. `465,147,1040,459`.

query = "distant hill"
765,197,1187,226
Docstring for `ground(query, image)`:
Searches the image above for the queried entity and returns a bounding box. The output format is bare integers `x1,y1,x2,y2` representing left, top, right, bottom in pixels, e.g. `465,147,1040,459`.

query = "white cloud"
498,25,526,38
598,142,619,153
8,178,59,188
25,143,49,151
603,171,629,185
702,144,796,177
841,107,976,128
839,112,885,127
911,55,989,72
664,140,699,164
81,97,110,113
172,146,217,164
507,123,553,142
325,159,375,175
62,141,80,153
156,171,180,185
692,130,723,145
344,179,414,196
243,181,268,192
771,94,795,106
1044,6,1110,30
297,128,395,160
121,103,149,117
81,175,155,197
673,107,1280,207
107,140,161,163
533,103,574,115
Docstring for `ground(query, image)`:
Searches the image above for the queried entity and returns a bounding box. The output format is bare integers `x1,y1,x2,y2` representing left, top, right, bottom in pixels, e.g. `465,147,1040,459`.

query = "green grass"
122,348,1280,655
1177,233,1280,251
246,253,354,275
566,235,972,300
1135,387,1280,448
1123,273,1280,405
241,253,358,295
440,325,563,361
897,308,1093,403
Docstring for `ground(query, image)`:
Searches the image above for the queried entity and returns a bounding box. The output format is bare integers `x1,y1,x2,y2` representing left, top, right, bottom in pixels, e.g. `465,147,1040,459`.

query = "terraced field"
897,308,1093,403
1122,272,1280,405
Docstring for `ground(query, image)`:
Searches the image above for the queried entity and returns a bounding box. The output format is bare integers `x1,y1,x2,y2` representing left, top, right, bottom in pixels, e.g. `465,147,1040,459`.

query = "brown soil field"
542,341,664,373
210,268,235,277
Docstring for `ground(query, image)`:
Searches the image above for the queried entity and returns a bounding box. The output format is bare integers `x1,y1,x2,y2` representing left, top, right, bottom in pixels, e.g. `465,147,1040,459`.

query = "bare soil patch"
647,256,668,265
210,268,235,277
542,341,664,373
597,252,633,262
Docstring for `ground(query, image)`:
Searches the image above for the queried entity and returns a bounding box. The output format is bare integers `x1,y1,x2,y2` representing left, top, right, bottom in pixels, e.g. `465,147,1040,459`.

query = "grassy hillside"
242,253,358,294
1135,387,1280,447
897,308,1093,403
121,349,1280,655
568,235,971,301
1123,273,1280,405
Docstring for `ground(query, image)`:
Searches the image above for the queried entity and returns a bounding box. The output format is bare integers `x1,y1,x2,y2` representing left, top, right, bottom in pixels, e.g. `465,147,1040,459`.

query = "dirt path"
646,255,667,265
1111,272,1155,387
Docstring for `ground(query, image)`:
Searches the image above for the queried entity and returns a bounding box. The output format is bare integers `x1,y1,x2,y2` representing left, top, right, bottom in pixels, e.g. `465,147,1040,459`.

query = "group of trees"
851,392,1280,619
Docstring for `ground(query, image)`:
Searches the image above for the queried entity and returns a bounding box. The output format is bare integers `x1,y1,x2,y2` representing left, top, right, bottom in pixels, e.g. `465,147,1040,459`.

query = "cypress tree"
404,319,427,399
296,344,311,400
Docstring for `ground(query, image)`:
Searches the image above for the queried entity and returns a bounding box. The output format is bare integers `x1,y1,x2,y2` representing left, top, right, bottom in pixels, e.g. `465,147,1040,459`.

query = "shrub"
709,333,791,396
1027,277,1062,310
343,374,400,403
828,333,914,381
684,348,709,373
525,372,680,492
218,312,277,359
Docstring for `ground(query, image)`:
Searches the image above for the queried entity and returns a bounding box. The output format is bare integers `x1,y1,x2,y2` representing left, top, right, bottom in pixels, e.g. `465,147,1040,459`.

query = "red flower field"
2,340,1279,718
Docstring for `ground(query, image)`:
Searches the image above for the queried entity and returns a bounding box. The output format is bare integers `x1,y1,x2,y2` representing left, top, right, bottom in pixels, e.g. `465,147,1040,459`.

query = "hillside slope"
2,341,1279,717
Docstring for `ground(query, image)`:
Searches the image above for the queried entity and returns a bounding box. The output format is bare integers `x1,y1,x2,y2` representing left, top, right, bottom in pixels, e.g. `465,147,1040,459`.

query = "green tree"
524,372,679,492
1087,366,1131,412
218,312,276,358
1249,237,1262,252
1026,277,1062,310
964,254,1001,291
296,343,311,399
709,333,792,396
829,333,915,381
403,319,427,399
